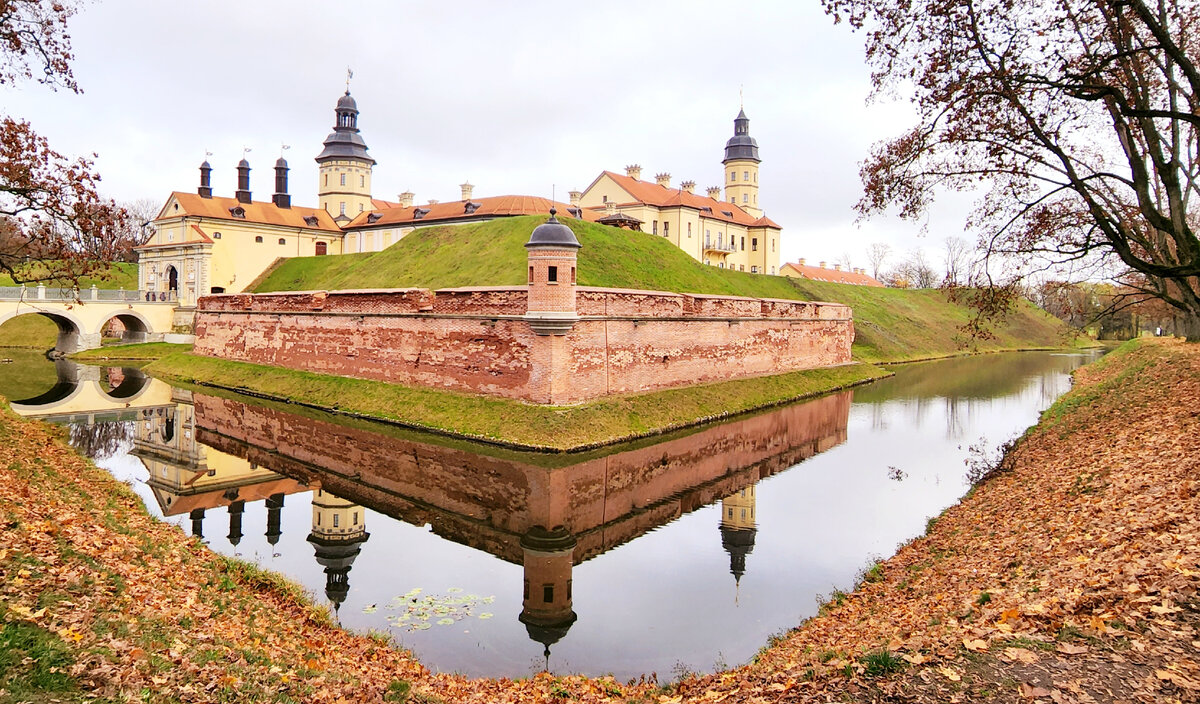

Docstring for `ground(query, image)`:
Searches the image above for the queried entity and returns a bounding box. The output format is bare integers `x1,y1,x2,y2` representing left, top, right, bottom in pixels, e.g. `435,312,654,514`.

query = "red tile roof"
156,192,342,232
343,195,599,229
588,171,780,229
781,262,884,286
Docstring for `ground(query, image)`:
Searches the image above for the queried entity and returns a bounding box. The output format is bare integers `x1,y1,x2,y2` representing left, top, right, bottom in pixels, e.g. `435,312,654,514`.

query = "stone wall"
192,286,854,404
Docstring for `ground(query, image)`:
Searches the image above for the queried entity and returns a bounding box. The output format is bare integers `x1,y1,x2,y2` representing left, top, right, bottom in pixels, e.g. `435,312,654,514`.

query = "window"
719,262,726,268
740,265,745,271
571,266,576,284
315,241,327,256
752,238,758,251
340,173,346,186
751,265,758,273
744,171,749,181
213,232,222,239
548,265,558,283
740,236,745,251
524,580,530,600
543,584,554,603
687,223,692,237
743,193,748,203
730,170,736,181
278,238,286,245
528,266,534,284
772,239,776,252
324,174,328,186
360,175,365,187
771,266,776,274
167,232,173,242
353,511,358,526
339,202,346,216
663,221,669,237
333,514,340,528
602,195,608,203
359,203,364,212
652,220,658,235
254,236,263,243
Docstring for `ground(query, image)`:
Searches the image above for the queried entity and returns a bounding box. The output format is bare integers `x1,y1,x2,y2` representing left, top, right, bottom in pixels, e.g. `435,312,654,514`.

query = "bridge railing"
0,285,170,303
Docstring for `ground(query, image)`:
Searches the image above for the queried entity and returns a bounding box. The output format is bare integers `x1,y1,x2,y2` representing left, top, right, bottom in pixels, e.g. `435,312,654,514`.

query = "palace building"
136,90,781,307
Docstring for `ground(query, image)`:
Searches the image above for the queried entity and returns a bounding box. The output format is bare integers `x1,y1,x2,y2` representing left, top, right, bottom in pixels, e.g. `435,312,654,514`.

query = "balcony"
702,239,736,255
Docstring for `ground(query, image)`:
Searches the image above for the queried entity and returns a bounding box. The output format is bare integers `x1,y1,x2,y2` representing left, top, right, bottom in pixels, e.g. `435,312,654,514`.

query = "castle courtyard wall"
192,286,854,404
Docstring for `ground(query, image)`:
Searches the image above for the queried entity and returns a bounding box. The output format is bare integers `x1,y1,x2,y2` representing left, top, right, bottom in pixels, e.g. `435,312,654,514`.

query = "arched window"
278,238,286,245
254,236,263,243
213,232,222,239
315,241,328,256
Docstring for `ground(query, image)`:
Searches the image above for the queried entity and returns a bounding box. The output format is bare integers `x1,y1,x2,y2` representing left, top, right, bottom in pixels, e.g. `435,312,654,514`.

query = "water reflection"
5,349,1102,680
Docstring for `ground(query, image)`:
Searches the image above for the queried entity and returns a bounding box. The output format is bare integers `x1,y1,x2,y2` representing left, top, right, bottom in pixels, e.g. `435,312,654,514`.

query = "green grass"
251,215,1072,363
0,611,78,697
0,262,138,290
71,342,192,362
0,315,57,349
145,352,889,451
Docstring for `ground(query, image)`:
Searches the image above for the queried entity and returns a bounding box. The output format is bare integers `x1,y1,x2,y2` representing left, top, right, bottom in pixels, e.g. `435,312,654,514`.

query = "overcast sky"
2,0,976,272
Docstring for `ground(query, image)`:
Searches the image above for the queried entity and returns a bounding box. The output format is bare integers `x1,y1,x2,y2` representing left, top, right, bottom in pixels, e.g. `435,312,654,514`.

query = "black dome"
275,157,288,168
525,210,581,249
337,91,357,110
723,108,761,163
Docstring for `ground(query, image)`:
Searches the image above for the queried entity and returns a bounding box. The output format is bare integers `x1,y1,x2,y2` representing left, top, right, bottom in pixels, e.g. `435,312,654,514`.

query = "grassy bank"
70,342,193,362
252,215,1073,362
145,352,889,451
4,339,1198,702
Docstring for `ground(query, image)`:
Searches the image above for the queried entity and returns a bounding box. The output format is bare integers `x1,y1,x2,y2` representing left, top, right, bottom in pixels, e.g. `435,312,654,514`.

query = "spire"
316,88,375,165
723,108,760,164
198,158,212,198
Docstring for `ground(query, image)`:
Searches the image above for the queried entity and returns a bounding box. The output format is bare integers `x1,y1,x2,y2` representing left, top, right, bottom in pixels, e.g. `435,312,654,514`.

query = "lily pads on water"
374,588,497,632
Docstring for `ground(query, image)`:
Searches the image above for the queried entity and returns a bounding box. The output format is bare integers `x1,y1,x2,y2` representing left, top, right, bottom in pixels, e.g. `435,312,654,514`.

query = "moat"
1,350,1102,681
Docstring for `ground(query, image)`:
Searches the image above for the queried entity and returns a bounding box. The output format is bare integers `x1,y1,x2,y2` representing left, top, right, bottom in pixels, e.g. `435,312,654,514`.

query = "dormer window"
229,206,246,218
567,207,581,218
303,215,320,227
700,206,712,214
413,208,429,220
366,213,383,224
721,210,734,217
464,201,479,215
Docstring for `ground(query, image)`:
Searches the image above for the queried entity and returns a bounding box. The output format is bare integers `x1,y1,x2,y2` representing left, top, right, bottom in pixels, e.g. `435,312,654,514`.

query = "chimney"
460,182,474,201
834,264,842,271
235,159,252,204
427,199,439,206
819,261,827,269
680,180,696,194
706,186,722,199
798,258,806,266
272,158,291,208
625,164,642,180
198,160,213,198
398,191,415,207
568,189,582,206
655,172,671,188
605,201,617,215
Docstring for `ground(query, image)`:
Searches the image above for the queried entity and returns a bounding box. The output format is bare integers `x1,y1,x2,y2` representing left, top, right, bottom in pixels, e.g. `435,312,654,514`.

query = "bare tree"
943,236,972,286
822,0,1200,339
865,242,891,280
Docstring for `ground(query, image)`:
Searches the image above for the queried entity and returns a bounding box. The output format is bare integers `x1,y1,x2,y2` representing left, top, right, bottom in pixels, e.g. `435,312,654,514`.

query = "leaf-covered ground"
2,338,1198,703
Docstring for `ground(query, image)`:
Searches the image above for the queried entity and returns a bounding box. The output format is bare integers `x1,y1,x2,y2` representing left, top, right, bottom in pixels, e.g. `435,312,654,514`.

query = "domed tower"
524,209,582,336
315,90,376,223
723,108,762,218
719,486,758,590
307,489,370,615
519,526,578,670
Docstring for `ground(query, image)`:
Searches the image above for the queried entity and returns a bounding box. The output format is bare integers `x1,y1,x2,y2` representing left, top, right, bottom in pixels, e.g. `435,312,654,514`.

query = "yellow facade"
318,159,374,220
310,489,366,539
723,158,761,218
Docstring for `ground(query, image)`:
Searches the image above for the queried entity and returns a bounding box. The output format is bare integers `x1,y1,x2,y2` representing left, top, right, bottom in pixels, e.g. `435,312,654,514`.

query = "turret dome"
525,209,582,249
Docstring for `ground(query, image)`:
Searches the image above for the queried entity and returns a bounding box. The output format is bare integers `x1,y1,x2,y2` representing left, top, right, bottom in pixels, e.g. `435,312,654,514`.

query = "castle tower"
719,485,758,589
722,109,762,218
315,90,376,224
307,489,370,614
519,526,578,669
524,209,581,336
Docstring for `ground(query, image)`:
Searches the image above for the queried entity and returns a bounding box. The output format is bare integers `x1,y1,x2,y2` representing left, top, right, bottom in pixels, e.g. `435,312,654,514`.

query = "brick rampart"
193,286,854,404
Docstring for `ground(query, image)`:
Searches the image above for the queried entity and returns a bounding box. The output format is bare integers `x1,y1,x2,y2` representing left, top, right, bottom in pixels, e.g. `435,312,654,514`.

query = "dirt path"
1,339,1198,703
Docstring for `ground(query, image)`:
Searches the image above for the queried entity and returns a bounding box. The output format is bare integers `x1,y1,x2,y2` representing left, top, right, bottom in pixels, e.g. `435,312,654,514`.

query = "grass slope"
0,262,138,290
254,215,1073,362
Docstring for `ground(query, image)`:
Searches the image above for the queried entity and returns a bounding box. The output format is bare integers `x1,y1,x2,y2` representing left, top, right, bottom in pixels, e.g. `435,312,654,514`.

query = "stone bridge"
8,361,176,422
0,285,178,352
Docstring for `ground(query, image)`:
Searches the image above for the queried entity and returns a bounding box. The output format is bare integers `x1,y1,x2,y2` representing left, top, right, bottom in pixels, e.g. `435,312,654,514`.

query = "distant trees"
0,1,129,286
822,0,1200,339
865,242,891,280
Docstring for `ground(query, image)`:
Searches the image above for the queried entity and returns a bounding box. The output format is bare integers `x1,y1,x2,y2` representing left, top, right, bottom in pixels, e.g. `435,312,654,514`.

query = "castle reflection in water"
13,362,849,661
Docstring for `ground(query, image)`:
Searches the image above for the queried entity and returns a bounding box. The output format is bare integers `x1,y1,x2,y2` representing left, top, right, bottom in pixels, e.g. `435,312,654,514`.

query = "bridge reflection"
9,361,172,422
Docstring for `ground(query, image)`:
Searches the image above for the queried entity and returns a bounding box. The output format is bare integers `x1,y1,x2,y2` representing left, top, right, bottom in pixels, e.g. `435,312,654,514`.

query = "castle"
135,90,782,306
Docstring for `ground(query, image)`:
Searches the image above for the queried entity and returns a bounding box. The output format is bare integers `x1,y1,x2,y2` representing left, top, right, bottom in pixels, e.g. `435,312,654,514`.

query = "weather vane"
242,146,252,158
346,67,354,92
204,149,213,159
281,143,291,157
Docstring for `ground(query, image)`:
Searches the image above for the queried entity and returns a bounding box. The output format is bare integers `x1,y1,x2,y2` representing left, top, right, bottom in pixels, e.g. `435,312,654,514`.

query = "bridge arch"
96,310,154,344
0,309,90,353
95,367,151,402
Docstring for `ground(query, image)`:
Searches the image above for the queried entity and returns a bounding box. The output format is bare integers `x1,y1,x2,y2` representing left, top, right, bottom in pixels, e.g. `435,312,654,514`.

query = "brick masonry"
192,286,854,404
